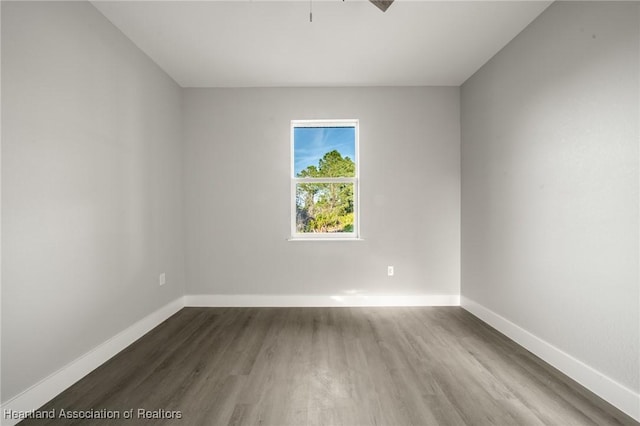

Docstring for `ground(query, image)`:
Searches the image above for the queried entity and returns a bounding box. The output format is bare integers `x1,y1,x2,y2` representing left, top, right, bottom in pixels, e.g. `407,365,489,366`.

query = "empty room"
1,0,638,425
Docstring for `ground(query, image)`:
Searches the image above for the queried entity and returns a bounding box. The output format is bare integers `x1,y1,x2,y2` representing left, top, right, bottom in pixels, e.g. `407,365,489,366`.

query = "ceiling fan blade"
370,0,394,12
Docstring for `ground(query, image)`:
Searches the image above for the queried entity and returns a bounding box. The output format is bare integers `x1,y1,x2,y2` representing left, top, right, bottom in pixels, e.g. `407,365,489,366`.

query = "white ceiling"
91,1,552,87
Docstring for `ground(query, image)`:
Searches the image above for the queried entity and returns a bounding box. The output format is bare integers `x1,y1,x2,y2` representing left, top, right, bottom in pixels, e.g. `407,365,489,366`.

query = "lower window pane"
296,183,354,233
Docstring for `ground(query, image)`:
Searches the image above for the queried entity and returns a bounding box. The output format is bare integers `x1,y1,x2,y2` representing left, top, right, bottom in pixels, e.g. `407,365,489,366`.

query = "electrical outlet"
159,273,166,286
387,266,394,276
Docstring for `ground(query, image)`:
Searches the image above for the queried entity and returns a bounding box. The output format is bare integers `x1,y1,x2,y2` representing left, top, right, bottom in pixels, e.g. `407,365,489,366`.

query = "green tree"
296,151,355,233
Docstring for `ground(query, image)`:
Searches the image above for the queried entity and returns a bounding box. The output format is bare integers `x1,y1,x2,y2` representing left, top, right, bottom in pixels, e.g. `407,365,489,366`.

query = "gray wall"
183,88,460,296
461,1,639,392
1,2,185,401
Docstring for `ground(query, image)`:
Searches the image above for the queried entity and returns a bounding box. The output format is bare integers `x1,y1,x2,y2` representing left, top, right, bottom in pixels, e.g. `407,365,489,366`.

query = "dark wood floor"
22,307,638,425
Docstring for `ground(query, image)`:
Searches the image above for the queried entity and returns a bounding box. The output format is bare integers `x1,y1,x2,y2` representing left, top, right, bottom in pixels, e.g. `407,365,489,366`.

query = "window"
291,119,359,239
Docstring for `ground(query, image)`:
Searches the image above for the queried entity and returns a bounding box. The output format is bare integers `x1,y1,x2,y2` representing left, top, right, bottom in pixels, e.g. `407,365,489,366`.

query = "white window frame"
290,119,360,240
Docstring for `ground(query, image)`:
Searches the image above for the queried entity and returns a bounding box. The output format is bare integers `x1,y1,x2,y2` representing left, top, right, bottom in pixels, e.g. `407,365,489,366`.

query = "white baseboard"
0,297,185,426
185,293,460,307
461,296,640,422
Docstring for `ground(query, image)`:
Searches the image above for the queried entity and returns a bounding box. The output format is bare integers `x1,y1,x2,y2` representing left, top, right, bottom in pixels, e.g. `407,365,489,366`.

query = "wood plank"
20,307,638,426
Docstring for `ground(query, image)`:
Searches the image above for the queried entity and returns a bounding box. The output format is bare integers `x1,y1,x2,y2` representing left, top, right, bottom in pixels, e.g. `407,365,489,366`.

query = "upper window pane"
293,126,356,178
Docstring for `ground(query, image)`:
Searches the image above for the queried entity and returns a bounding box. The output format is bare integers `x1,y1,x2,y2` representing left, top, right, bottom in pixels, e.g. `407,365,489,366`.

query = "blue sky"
294,127,356,176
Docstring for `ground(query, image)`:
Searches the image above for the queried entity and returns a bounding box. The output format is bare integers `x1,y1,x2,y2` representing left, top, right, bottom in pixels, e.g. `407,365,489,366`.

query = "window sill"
287,237,364,242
